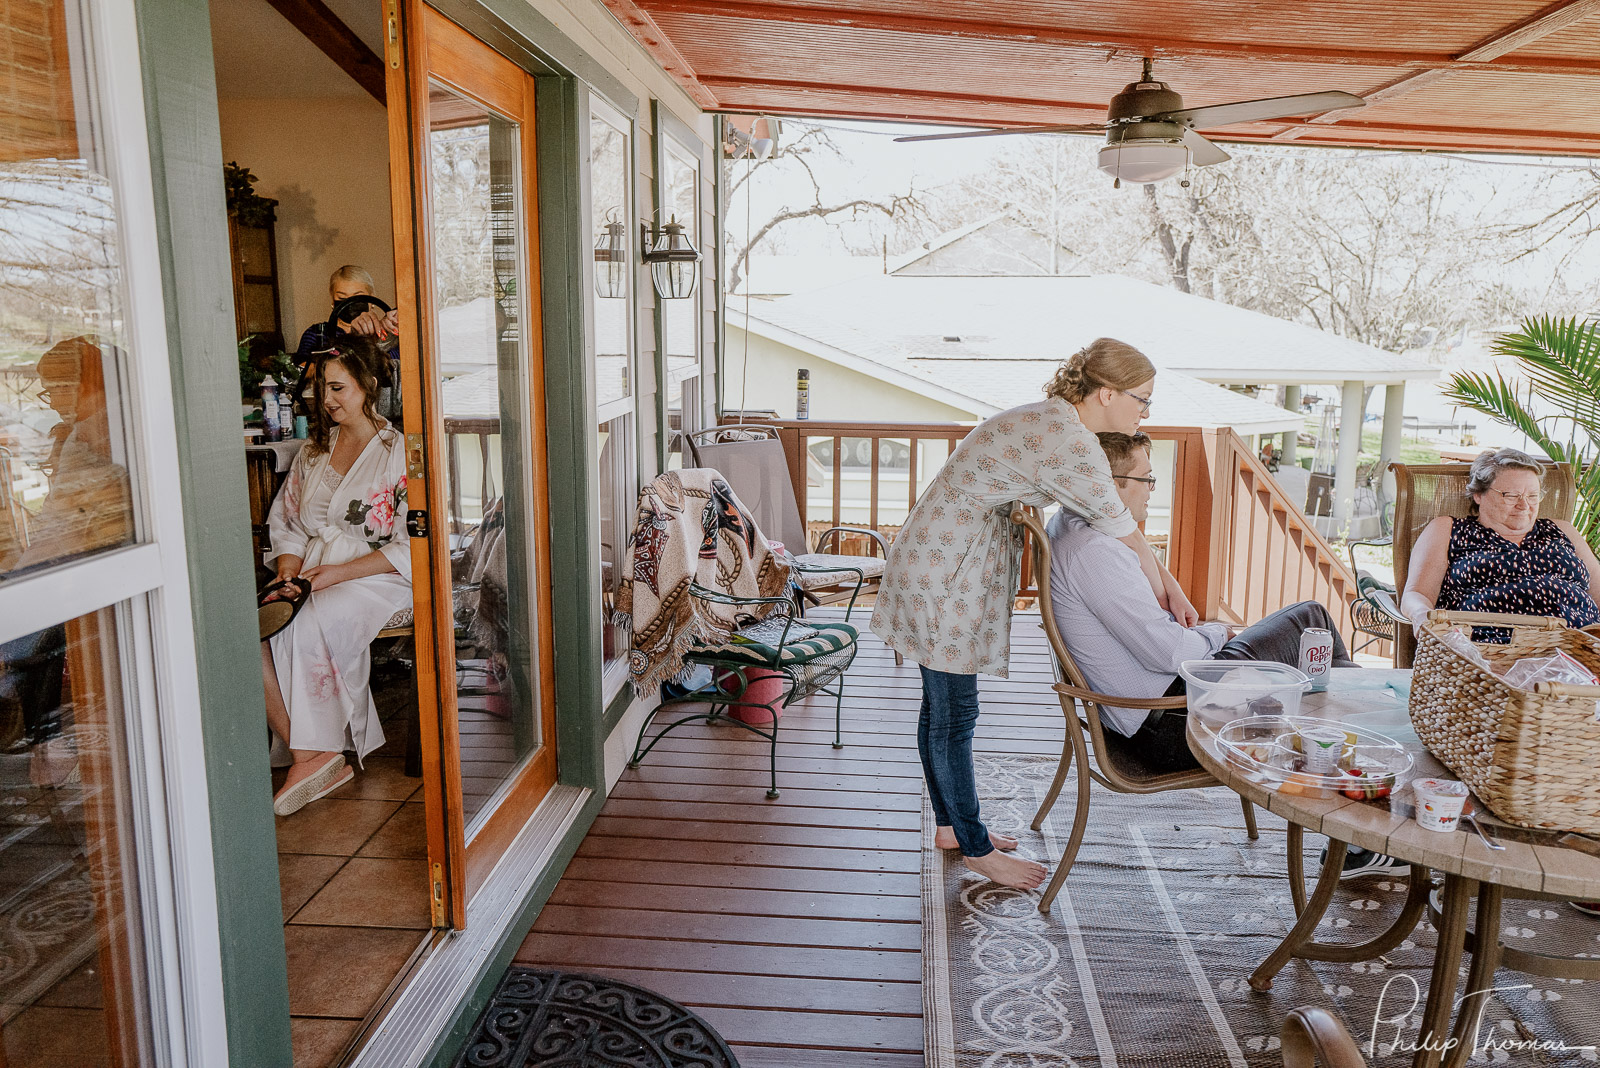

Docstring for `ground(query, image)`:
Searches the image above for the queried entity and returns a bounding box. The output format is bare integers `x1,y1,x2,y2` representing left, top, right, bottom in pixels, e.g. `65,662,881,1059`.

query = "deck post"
1281,385,1301,467
1378,382,1405,500
1332,380,1365,527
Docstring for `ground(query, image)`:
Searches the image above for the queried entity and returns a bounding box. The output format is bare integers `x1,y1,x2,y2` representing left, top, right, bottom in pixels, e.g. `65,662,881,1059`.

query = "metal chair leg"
1241,796,1259,840
1032,729,1075,831
1037,743,1093,914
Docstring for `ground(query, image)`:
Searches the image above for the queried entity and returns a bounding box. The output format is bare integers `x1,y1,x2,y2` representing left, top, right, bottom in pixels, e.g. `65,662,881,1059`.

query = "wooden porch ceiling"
601,0,1600,156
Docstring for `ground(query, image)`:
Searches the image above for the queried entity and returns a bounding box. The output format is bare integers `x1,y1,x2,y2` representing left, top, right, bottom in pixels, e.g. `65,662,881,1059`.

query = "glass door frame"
386,0,558,927
0,0,229,1060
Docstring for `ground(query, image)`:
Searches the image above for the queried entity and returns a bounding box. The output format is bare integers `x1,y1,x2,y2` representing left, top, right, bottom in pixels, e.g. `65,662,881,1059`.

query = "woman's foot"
1572,901,1600,917
935,826,1019,852
964,850,1048,891
273,752,351,817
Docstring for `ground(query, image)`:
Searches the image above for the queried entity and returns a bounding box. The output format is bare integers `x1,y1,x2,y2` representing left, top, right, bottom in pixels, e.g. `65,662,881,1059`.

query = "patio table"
1186,674,1600,1068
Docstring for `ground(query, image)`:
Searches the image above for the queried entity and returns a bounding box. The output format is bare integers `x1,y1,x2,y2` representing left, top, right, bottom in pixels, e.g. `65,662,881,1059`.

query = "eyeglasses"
1491,490,1542,506
1116,474,1158,487
1119,389,1153,416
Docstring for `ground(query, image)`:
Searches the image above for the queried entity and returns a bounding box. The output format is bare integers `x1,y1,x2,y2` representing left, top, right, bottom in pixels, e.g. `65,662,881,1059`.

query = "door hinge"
385,0,401,69
406,509,430,538
405,433,425,480
430,862,446,928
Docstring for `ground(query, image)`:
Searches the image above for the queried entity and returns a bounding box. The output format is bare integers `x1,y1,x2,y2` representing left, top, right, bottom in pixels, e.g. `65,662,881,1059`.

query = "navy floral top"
1436,515,1599,641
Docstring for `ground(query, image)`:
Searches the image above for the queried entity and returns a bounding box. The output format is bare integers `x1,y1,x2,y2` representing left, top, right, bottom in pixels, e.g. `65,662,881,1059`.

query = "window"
589,98,635,697
0,0,221,1063
660,137,700,458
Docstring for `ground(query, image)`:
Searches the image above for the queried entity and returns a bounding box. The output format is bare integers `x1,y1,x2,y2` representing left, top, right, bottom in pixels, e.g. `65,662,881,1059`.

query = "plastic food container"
1180,660,1310,727
1413,778,1470,832
1215,715,1414,800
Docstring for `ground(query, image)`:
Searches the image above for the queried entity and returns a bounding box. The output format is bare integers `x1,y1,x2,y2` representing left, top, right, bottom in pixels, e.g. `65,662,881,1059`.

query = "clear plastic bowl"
1179,659,1309,723
1215,715,1414,800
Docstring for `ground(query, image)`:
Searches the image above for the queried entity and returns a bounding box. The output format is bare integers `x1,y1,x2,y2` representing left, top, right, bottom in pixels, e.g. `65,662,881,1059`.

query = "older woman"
263,337,411,816
1402,447,1600,641
871,338,1194,890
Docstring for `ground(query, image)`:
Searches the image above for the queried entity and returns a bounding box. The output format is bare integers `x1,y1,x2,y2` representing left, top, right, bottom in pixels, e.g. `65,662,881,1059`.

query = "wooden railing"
730,417,1364,644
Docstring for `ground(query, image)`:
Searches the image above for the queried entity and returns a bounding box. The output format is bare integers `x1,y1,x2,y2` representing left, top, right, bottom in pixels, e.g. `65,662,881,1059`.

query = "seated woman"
1402,447,1600,642
263,337,411,816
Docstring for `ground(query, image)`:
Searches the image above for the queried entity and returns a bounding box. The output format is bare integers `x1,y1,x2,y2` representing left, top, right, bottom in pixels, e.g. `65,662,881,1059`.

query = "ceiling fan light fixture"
1097,139,1188,184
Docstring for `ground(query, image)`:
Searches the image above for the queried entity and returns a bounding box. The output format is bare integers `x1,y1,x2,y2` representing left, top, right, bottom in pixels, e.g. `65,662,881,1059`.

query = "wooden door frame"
385,0,559,928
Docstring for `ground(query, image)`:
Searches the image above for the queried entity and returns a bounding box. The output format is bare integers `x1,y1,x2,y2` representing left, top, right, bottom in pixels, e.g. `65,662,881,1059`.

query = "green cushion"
687,621,858,667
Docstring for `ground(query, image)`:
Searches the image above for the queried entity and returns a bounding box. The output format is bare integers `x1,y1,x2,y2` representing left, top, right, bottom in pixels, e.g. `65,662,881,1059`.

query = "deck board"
514,611,1063,1062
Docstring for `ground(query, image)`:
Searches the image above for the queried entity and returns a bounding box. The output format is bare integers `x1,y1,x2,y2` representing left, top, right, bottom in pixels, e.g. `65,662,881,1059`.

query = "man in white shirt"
1046,431,1356,772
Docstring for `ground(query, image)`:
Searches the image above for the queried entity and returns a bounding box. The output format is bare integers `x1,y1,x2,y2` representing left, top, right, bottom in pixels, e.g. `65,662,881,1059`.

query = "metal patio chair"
1012,506,1258,913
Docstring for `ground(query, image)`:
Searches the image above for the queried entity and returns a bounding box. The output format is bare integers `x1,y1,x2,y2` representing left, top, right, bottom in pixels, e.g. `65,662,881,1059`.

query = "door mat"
923,754,1600,1067
453,968,741,1067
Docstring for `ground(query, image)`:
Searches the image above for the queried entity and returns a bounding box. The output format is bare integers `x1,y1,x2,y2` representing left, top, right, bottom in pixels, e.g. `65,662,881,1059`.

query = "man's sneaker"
1572,901,1600,917
1318,843,1407,879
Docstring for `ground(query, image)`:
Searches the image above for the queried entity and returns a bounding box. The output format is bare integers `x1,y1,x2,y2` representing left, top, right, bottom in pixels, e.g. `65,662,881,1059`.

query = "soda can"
1299,627,1334,692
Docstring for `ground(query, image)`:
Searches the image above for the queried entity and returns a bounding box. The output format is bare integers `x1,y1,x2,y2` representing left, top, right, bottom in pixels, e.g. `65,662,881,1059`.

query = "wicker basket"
1409,609,1600,834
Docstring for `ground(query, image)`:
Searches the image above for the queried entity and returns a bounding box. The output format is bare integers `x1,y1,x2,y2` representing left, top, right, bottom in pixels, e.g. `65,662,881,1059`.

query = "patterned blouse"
1436,515,1599,641
870,396,1137,677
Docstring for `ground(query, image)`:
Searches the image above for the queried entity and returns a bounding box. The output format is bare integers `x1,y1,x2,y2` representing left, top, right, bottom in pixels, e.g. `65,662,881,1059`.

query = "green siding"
134,0,294,1064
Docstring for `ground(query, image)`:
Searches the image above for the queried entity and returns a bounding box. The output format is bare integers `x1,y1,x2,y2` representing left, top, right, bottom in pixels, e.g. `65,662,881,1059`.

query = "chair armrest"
814,526,891,557
1052,681,1190,711
687,581,796,612
1281,1007,1368,1068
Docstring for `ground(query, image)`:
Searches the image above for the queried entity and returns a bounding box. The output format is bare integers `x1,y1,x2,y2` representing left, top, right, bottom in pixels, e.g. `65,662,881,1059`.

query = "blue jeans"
917,666,992,858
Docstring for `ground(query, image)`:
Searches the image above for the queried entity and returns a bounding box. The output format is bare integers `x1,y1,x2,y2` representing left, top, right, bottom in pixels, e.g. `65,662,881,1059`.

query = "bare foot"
964,850,1048,891
934,826,1019,852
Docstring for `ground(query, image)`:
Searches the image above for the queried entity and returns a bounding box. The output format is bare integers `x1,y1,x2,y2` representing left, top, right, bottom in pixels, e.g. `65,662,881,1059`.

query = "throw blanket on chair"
616,469,790,695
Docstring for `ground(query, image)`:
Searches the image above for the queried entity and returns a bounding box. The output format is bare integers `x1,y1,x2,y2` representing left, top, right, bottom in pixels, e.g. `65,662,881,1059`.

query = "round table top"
1186,670,1600,897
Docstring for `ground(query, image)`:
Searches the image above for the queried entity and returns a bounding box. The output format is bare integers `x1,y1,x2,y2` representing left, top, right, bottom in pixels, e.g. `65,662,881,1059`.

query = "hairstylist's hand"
344,308,400,340
299,562,350,592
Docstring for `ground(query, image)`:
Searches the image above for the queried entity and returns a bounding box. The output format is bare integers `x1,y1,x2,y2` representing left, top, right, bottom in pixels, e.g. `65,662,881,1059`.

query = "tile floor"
274,694,431,1068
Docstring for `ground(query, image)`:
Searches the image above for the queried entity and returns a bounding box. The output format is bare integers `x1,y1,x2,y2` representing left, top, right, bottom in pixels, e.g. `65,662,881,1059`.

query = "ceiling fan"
895,59,1365,186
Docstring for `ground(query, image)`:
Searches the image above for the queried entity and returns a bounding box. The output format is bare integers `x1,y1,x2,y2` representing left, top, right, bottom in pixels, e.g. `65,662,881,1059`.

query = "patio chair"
1011,507,1258,913
627,582,857,799
1281,1007,1367,1068
1389,460,1576,666
684,425,891,624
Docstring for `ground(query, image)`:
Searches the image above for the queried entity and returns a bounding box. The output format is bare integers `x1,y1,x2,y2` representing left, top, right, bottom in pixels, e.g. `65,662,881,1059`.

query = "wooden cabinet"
229,208,283,358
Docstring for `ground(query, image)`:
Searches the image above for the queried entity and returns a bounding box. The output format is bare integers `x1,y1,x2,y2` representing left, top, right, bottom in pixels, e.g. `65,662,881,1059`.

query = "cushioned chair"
1012,506,1258,913
628,582,857,799
1388,460,1576,667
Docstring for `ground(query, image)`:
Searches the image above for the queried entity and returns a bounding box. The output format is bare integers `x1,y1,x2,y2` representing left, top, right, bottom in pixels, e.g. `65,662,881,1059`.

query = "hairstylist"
870,338,1193,890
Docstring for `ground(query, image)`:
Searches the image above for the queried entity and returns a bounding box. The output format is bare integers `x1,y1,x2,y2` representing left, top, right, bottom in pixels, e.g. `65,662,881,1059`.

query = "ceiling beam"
641,0,1600,77
262,0,386,105
599,0,719,109
698,74,1102,120
1274,0,1600,139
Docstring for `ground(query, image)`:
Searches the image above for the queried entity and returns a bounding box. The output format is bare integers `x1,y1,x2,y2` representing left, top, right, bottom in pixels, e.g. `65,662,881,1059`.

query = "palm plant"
1443,315,1600,552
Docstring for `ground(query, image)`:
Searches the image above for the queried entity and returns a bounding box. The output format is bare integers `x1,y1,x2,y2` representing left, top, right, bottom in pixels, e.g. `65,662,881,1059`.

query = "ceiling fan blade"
1161,90,1365,130
894,123,1106,143
1181,128,1231,167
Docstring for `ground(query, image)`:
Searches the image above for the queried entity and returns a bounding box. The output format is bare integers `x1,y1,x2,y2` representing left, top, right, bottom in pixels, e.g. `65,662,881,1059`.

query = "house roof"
601,1,1600,158
732,301,1306,435
772,272,1439,385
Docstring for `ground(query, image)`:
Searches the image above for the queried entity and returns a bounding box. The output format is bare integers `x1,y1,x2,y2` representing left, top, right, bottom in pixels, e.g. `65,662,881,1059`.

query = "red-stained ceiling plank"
262,0,386,104
639,0,1600,77
698,74,1104,120
599,0,720,108
1275,0,1600,138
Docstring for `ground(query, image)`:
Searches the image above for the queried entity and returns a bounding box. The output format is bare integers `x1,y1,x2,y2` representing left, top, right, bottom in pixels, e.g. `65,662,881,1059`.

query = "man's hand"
1167,583,1200,628
299,562,349,592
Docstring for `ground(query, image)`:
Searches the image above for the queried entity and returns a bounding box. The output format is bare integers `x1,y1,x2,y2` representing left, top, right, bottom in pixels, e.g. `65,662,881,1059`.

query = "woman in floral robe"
871,339,1194,889
264,338,412,816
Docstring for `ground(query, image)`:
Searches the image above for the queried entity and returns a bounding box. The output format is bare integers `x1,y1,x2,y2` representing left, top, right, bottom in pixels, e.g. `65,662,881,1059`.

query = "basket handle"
1424,609,1568,631
1533,681,1600,698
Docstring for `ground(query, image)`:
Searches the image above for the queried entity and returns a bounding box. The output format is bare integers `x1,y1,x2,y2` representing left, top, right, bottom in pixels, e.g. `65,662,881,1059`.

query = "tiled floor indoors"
273,664,431,1068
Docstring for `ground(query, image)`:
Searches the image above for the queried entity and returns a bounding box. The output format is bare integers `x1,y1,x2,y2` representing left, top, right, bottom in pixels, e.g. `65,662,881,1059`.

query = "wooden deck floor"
514,610,1063,1067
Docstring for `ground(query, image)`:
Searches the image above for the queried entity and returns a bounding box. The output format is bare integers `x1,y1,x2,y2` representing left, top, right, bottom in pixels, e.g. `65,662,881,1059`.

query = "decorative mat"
924,755,1600,1067
454,968,740,1068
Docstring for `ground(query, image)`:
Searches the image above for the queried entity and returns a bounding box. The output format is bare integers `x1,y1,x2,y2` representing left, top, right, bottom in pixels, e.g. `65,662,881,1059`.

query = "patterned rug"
453,968,740,1067
924,755,1600,1067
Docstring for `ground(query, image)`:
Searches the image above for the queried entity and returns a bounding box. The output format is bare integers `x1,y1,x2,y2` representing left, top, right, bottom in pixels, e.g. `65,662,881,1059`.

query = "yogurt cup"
1413,778,1470,833
1297,725,1347,775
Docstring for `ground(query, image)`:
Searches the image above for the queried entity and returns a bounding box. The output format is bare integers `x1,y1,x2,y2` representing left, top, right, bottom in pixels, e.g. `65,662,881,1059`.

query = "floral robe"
870,396,1136,678
266,424,411,759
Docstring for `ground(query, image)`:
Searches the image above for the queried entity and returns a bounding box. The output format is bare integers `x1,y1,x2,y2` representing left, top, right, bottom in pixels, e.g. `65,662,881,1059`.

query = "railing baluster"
832,435,843,535
869,435,880,533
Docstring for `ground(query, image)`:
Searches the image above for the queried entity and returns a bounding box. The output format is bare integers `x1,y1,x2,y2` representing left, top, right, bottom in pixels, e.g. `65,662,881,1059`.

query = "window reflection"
590,116,629,410
662,145,699,444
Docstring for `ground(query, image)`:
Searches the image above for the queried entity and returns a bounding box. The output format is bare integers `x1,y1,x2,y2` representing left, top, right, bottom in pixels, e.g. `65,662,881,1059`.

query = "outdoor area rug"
453,967,740,1068
924,755,1600,1067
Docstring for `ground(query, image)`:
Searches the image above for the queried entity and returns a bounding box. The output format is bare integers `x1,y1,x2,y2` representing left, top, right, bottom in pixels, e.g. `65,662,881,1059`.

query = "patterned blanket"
615,469,790,695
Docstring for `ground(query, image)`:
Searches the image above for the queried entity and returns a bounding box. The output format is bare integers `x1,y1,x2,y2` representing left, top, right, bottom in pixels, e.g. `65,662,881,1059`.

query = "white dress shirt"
1046,510,1230,736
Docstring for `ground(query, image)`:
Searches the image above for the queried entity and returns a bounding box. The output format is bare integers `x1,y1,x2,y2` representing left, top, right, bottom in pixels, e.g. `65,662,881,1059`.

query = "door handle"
406,509,430,538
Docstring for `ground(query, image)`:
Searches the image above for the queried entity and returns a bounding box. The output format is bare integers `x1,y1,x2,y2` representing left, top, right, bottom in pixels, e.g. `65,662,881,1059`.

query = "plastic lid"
1179,659,1309,690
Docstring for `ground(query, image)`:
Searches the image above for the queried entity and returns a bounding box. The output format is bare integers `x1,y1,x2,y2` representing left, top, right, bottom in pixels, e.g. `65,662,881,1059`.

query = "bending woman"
1402,446,1600,641
263,337,412,816
870,339,1193,890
